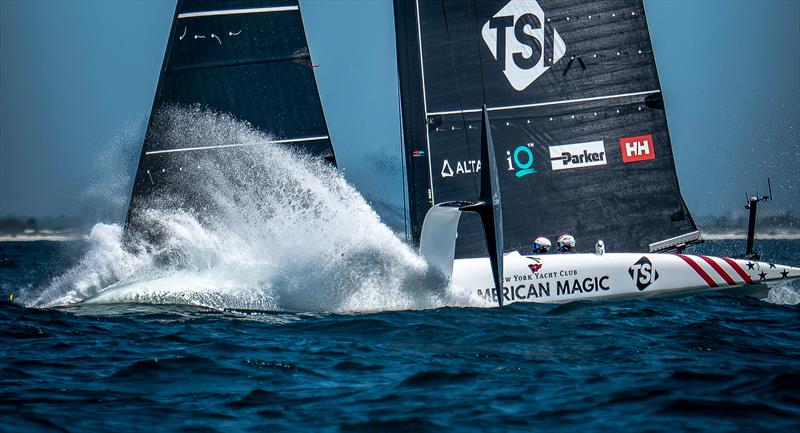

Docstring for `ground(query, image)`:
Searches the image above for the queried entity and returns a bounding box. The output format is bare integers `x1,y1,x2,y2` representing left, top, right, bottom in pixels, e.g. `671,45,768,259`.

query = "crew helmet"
532,236,551,253
557,234,576,251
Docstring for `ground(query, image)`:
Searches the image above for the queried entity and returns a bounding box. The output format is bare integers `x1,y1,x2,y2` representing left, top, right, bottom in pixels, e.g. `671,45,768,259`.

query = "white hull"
452,252,800,306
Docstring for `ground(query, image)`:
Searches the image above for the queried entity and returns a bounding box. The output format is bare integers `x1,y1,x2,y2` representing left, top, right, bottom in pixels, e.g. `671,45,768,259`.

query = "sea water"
2,239,799,432
2,107,798,431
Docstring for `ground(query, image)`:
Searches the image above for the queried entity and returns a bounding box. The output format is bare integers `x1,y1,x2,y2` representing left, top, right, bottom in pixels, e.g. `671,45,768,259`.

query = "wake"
30,106,459,312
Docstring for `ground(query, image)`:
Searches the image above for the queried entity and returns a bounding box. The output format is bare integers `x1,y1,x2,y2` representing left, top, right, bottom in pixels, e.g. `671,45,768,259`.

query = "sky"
1,0,798,224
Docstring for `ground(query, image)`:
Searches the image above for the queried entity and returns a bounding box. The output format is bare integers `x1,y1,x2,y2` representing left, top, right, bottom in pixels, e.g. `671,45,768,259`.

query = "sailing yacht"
127,0,799,307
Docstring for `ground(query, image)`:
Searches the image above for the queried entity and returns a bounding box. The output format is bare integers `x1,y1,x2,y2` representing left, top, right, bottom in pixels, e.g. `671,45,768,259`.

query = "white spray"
31,106,464,312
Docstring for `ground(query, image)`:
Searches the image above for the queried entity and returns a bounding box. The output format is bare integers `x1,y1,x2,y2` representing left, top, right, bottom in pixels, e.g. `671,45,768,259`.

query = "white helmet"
532,236,551,252
558,234,576,250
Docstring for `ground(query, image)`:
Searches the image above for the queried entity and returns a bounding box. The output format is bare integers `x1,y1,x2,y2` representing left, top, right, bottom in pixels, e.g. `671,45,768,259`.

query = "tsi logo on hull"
482,0,567,91
620,134,656,163
548,141,607,171
629,256,659,291
506,143,537,177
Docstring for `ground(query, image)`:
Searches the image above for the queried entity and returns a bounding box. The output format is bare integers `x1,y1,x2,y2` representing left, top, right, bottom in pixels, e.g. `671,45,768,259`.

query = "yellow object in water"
8,293,12,302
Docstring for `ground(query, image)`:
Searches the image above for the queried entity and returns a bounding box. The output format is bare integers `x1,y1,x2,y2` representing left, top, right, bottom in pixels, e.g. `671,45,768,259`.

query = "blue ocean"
1,238,799,432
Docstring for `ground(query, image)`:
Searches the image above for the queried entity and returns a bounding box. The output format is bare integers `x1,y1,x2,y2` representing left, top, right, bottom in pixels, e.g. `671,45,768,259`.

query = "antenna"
767,177,773,202
740,178,775,260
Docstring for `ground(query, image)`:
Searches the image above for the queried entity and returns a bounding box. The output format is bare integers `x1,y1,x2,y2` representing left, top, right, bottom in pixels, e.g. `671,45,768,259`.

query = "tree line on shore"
1,210,798,236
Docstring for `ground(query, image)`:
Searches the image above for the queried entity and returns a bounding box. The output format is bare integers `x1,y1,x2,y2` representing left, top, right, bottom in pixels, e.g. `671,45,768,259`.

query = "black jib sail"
127,0,333,224
394,0,700,256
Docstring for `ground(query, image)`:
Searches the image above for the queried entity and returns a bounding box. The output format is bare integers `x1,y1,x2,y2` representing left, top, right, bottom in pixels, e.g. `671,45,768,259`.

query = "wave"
764,283,800,305
29,106,458,313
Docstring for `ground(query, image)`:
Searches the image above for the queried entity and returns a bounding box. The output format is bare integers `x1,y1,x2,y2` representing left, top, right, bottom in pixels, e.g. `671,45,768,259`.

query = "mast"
394,0,434,246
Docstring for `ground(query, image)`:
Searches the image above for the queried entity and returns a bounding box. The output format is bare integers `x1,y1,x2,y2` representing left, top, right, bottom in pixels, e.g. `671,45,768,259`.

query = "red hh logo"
620,135,656,163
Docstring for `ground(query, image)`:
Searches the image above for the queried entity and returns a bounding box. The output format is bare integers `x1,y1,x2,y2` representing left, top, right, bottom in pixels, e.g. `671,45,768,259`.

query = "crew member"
532,237,551,254
557,234,576,253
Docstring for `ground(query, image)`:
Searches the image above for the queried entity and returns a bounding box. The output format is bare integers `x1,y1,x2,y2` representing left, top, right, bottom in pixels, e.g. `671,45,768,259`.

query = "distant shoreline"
2,232,799,243
701,231,800,240
0,233,81,242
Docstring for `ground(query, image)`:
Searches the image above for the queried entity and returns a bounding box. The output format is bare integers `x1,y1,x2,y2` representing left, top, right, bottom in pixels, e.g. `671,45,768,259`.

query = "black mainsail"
127,0,333,223
395,0,700,256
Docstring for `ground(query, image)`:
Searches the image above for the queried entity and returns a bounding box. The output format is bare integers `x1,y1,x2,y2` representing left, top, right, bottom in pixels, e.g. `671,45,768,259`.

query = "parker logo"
441,159,481,178
482,0,567,91
620,135,656,163
548,141,607,171
629,256,659,291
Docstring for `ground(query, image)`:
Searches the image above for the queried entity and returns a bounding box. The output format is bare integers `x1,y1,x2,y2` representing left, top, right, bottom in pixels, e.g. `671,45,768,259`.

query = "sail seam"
177,6,299,19
426,90,662,117
144,136,329,155
414,0,435,204
171,56,311,72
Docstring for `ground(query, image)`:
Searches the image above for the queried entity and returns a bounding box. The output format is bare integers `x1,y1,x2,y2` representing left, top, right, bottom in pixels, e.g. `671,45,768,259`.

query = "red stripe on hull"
676,255,718,287
720,257,754,284
700,256,736,285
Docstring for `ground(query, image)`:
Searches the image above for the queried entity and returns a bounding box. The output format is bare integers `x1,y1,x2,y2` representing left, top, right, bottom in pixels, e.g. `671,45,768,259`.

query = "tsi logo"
620,134,656,163
548,141,607,171
629,256,659,291
506,143,537,177
481,0,567,91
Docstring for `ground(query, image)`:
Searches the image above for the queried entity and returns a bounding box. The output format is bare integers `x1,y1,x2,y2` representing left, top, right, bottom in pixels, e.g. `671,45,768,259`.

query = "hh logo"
620,135,656,163
482,0,567,91
629,256,659,291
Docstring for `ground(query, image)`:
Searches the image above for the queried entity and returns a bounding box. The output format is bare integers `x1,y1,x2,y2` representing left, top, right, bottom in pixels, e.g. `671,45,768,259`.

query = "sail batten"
427,89,661,116
177,6,299,19
144,135,331,156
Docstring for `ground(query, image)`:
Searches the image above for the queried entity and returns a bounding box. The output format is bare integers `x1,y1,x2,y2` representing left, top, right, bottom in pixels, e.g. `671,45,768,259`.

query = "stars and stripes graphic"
719,257,754,284
676,255,760,287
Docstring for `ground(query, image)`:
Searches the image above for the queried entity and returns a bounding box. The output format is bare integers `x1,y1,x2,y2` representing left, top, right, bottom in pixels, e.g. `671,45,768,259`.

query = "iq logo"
506,143,537,177
481,0,567,91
